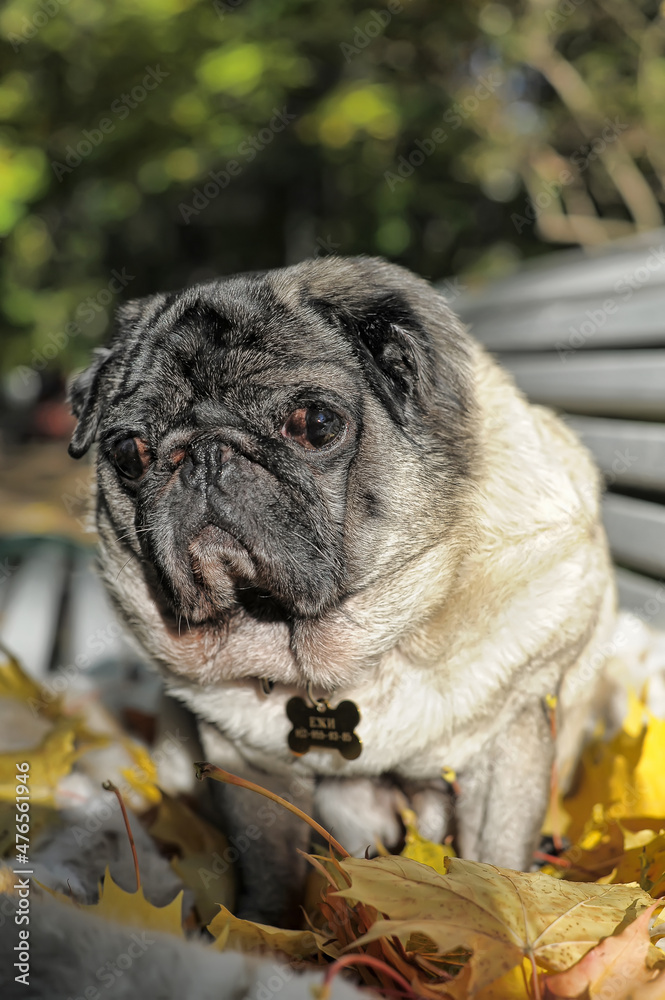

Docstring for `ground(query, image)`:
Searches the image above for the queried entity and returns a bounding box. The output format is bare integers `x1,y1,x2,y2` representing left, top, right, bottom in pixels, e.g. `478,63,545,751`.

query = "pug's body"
69,257,615,922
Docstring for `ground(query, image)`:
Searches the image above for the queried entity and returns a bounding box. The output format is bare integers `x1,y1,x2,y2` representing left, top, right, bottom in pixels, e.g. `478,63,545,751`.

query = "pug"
68,256,616,922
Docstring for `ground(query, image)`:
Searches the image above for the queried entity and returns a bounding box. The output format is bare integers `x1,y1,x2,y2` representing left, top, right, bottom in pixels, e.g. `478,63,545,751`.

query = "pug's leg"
207,770,314,924
315,777,454,857
314,776,405,857
455,701,553,870
198,722,314,925
401,778,454,844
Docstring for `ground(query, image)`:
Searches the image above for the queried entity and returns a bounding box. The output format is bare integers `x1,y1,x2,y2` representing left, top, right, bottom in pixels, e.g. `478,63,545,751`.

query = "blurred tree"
0,0,663,381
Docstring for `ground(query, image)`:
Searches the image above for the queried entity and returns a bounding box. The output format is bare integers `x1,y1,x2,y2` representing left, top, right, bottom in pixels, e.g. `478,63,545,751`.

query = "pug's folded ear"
308,290,435,426
67,293,169,459
67,347,113,459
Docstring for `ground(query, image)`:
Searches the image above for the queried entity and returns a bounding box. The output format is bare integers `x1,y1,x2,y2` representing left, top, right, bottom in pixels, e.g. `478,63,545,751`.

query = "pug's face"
68,257,477,687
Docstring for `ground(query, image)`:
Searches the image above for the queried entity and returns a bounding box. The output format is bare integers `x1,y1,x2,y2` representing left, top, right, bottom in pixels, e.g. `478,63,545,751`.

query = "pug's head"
68,257,478,688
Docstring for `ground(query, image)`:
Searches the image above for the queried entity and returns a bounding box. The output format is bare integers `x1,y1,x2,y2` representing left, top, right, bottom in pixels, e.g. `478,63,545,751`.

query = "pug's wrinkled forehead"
67,255,475,463
75,281,367,457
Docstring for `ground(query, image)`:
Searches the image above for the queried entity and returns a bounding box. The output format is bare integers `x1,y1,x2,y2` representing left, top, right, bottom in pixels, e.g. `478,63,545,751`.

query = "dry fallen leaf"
542,805,665,898
148,794,236,921
473,962,534,999
334,856,655,997
35,865,186,938
0,719,108,804
208,904,325,959
541,903,660,999
631,969,665,999
5,642,665,1000
148,793,228,859
401,807,456,873
0,649,62,718
0,650,110,803
561,692,665,842
613,832,665,894
87,867,185,937
120,739,162,806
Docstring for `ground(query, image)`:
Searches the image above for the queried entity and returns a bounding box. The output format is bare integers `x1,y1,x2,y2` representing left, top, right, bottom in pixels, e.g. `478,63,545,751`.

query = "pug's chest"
170,659,509,781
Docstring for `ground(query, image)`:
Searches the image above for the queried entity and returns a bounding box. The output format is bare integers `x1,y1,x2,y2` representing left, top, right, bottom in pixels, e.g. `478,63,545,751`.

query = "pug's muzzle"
119,417,346,624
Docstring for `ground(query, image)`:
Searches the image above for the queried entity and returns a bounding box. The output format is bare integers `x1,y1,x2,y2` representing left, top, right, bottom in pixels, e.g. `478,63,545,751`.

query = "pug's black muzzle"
133,428,346,625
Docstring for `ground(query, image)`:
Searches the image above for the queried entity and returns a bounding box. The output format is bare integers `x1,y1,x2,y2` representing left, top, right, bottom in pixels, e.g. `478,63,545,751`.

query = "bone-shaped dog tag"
286,697,362,760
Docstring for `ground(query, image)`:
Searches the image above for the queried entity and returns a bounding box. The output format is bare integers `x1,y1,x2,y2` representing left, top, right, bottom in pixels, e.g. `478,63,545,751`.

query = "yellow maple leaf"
400,808,455,874
630,713,665,819
549,808,665,890
0,865,17,893
0,650,111,803
208,904,324,958
333,856,654,997
558,692,665,843
149,794,227,857
542,903,659,999
0,650,61,719
612,831,665,893
0,719,108,804
34,865,185,938
474,960,535,999
148,795,236,922
87,867,185,937
120,739,161,806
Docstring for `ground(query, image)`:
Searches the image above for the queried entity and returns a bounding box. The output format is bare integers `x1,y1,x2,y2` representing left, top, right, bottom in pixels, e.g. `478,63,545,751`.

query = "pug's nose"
180,438,234,488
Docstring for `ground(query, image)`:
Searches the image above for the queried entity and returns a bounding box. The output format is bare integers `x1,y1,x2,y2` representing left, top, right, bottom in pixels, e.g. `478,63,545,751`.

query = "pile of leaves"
2,650,665,1000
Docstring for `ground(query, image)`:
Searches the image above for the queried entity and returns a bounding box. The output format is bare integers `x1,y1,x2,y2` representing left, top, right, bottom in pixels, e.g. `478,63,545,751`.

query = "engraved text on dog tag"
286,697,362,760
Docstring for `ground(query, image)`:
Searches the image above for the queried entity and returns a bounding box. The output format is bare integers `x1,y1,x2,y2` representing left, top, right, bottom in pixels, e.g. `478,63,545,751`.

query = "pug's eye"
111,437,150,480
282,407,344,450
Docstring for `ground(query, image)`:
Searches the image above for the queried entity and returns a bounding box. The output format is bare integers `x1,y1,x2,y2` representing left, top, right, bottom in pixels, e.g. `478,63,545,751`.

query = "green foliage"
1,0,664,375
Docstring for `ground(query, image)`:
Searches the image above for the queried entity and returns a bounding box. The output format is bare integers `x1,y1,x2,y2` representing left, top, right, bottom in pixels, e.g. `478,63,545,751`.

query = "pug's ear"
67,347,113,459
309,291,435,426
67,293,168,459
